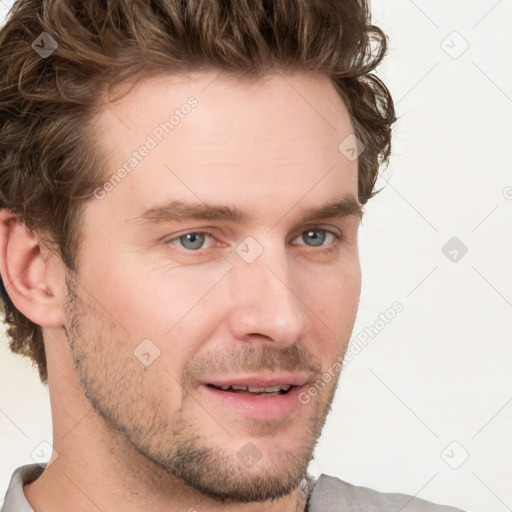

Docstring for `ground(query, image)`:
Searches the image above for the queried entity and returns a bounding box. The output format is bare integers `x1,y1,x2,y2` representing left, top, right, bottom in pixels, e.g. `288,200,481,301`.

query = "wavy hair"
0,0,395,384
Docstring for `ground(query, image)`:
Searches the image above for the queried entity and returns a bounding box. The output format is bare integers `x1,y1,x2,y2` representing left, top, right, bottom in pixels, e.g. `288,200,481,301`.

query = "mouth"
206,383,293,397
198,374,310,421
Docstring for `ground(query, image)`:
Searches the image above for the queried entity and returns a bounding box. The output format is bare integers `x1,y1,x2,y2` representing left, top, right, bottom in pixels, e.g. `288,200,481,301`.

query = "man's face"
63,71,361,502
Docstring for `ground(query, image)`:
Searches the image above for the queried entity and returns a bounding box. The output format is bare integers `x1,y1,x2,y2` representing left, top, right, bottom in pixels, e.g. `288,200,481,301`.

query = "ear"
0,209,65,328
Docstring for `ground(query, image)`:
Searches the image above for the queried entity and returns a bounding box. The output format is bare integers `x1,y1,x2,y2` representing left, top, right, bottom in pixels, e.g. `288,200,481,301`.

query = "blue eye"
300,229,328,247
174,232,212,251
167,228,340,253
295,229,338,247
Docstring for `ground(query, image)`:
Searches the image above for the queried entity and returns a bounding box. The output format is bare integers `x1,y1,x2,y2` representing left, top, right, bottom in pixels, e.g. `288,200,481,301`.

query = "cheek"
303,256,361,312
82,249,231,337
300,261,361,353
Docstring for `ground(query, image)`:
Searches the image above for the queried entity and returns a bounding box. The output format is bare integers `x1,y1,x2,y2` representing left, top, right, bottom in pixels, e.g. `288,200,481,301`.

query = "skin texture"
0,71,362,512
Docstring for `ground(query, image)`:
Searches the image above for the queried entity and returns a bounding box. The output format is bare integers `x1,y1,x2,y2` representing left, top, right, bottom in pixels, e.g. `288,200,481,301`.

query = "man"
0,0,463,510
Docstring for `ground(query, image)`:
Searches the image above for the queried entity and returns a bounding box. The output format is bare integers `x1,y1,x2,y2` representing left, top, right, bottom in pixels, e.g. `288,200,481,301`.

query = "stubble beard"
63,271,344,503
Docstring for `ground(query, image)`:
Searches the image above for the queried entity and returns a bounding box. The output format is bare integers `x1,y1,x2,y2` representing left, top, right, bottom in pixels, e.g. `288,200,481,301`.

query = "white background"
1,1,511,511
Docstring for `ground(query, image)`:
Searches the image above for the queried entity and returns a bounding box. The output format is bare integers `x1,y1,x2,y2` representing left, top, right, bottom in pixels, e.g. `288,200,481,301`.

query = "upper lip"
202,373,310,388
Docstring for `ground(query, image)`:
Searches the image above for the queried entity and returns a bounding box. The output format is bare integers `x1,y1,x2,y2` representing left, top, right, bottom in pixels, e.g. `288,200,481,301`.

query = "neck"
24,455,311,512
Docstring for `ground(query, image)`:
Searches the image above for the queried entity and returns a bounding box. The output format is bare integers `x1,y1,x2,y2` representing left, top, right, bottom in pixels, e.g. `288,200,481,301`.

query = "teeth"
212,384,292,393
248,385,291,393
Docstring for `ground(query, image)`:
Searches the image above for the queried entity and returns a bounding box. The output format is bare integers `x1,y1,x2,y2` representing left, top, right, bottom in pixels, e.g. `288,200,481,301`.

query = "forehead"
90,71,358,226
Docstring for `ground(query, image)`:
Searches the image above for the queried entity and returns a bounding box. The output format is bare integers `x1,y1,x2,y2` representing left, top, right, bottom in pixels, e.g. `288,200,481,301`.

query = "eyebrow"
129,194,364,226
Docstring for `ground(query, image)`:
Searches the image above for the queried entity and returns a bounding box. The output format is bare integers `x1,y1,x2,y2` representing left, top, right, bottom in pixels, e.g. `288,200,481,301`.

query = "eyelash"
166,227,342,254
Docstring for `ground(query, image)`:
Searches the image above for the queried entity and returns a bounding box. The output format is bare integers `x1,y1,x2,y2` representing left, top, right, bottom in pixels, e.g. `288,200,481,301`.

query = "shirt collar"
2,463,45,512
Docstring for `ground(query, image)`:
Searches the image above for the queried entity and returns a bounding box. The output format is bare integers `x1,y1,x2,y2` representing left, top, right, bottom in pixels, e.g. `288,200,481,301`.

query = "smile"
207,384,292,396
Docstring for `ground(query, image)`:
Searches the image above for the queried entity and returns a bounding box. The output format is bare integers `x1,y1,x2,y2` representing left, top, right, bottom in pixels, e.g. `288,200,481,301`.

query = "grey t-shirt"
2,463,464,511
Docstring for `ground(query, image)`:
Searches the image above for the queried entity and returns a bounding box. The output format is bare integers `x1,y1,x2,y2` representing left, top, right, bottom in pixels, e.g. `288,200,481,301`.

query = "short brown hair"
0,0,395,384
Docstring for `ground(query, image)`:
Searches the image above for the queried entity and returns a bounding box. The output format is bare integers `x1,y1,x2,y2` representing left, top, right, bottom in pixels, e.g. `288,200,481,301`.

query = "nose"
227,238,308,348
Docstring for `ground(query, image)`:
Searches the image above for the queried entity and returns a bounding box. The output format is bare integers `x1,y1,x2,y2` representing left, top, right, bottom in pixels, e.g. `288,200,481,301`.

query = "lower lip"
199,384,304,421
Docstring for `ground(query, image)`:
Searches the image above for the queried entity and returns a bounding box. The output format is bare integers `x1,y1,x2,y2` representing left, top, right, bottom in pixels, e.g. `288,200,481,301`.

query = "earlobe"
0,209,65,328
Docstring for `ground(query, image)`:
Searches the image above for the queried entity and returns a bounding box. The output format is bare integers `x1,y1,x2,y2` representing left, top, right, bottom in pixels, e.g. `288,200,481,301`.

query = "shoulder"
307,474,465,512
